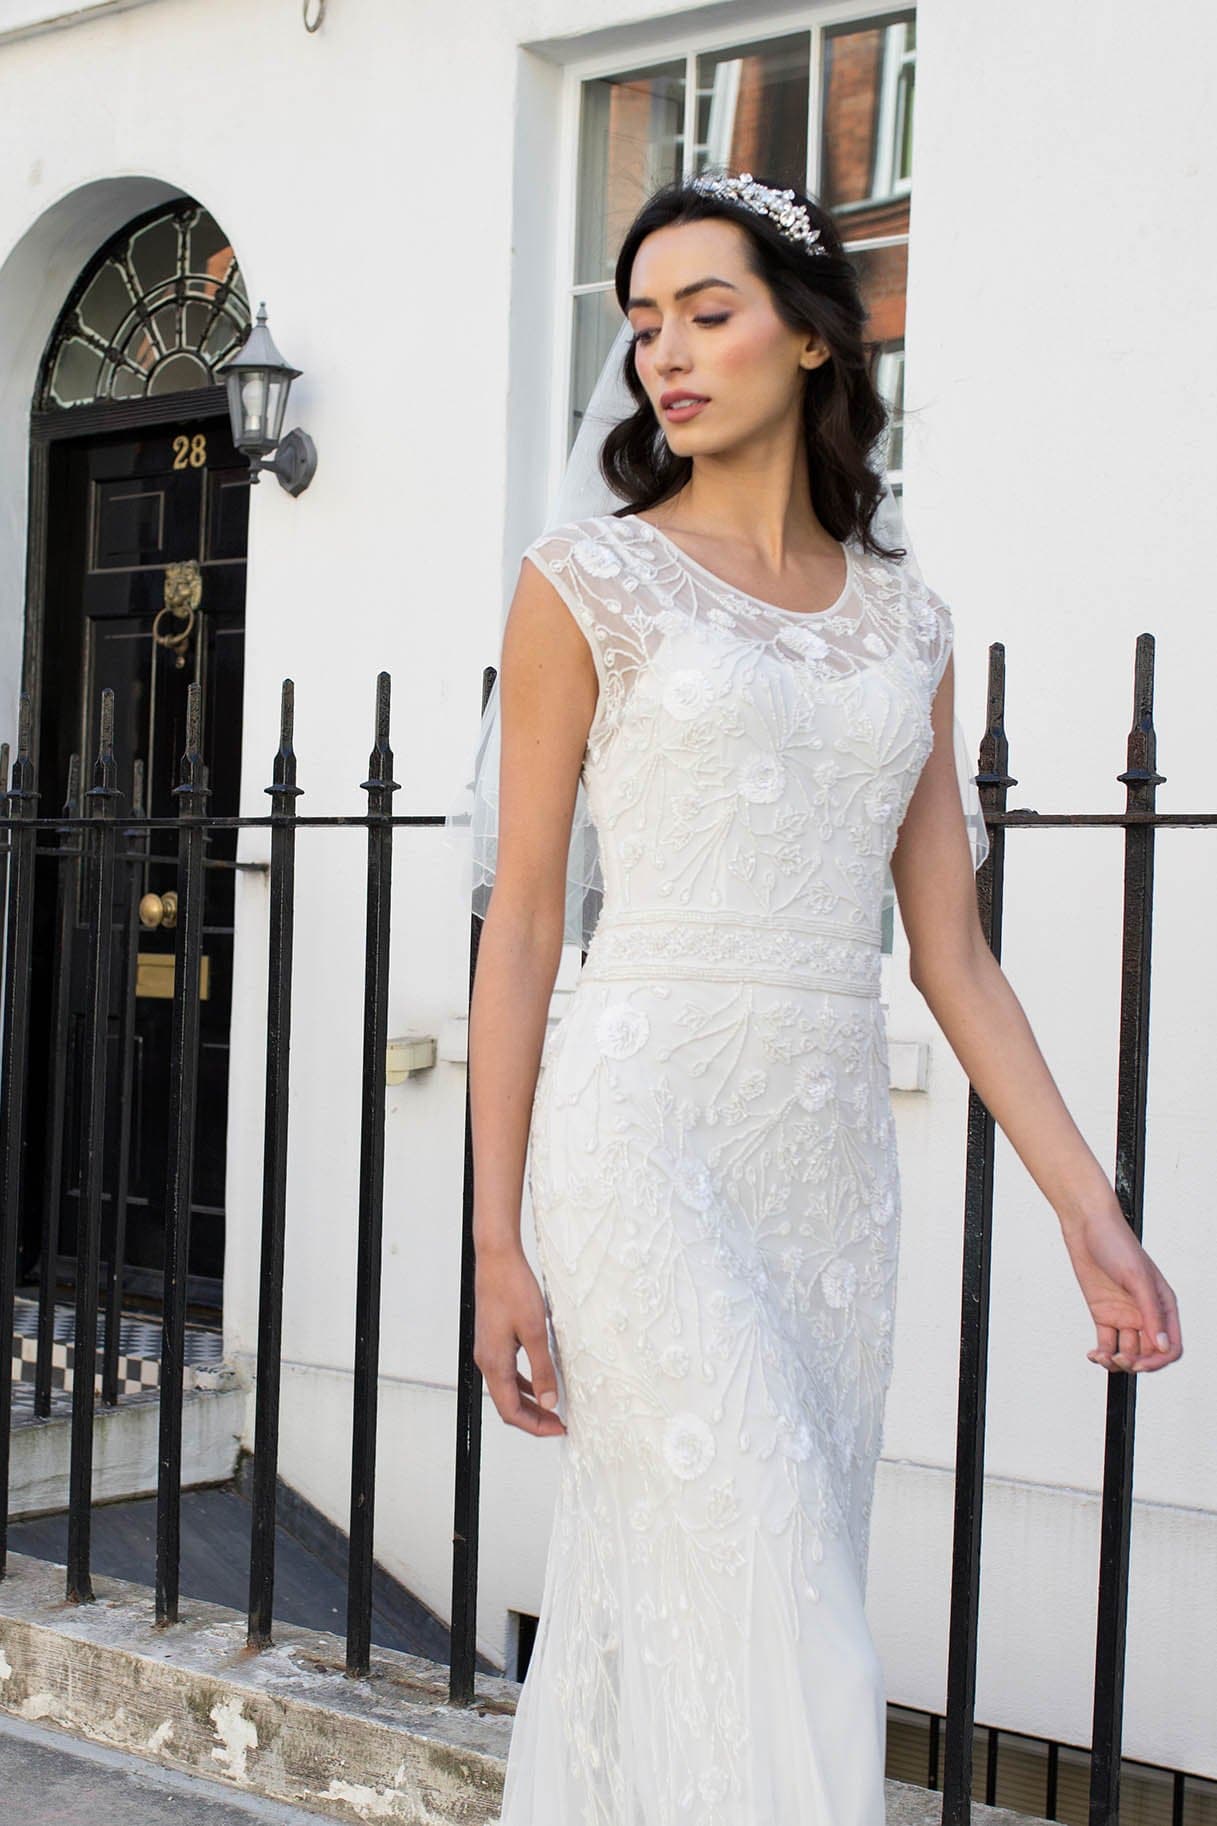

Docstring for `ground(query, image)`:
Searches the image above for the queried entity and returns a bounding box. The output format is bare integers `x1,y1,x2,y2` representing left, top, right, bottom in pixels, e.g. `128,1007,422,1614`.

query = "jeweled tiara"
688,171,828,257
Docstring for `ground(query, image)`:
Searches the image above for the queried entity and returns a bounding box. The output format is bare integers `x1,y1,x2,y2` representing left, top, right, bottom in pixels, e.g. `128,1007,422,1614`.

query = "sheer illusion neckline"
622,513,855,620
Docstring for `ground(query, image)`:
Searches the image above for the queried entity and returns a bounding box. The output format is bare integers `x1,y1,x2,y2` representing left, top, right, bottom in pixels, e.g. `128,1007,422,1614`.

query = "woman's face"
625,216,828,451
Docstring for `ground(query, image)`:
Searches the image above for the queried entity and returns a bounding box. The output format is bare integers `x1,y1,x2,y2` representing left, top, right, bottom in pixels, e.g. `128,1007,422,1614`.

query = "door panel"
29,408,248,1304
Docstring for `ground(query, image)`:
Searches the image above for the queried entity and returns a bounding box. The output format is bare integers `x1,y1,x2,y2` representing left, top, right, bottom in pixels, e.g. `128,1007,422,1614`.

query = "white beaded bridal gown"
496,508,953,1826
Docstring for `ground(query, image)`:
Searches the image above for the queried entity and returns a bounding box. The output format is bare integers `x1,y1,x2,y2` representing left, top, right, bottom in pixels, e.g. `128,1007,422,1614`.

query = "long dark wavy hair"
601,173,906,563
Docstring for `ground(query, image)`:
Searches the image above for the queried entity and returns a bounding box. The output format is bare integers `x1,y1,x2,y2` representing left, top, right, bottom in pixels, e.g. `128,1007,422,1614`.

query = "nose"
650,323,691,378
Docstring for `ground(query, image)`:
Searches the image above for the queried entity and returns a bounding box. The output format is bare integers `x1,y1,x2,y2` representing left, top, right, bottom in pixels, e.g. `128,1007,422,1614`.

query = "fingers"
1125,1275,1183,1371
1087,1322,1118,1373
1151,1274,1183,1361
523,1324,564,1424
1087,1271,1183,1375
1127,1266,1169,1361
472,1256,567,1436
1112,1324,1139,1372
1121,1266,1183,1370
482,1361,566,1434
474,1341,566,1437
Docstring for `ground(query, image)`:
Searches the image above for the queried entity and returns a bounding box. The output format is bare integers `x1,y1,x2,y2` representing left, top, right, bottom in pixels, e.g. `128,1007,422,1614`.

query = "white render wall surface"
0,0,164,45
0,0,1211,1776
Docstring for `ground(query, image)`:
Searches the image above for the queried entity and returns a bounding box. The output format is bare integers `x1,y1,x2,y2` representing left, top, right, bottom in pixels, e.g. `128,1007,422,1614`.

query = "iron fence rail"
0,637,1206,1825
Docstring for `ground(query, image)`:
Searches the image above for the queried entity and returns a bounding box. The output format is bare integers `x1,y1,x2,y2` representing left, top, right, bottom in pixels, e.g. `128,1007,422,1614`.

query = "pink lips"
663,396,709,421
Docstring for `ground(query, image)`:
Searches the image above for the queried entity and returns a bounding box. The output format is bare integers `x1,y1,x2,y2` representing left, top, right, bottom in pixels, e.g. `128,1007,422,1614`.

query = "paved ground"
0,1711,350,1824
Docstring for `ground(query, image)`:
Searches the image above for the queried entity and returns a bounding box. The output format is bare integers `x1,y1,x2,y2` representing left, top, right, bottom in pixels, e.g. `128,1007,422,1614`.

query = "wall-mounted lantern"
218,302,317,496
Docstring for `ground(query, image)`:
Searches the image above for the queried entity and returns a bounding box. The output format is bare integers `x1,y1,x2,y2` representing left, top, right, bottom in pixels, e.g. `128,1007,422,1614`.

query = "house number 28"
172,433,207,469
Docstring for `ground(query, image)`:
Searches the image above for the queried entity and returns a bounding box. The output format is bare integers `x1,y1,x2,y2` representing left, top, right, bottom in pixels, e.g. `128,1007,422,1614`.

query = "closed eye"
632,314,730,346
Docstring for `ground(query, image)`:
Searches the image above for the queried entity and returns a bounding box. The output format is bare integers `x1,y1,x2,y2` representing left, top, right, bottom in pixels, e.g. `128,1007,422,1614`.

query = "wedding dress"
496,507,954,1826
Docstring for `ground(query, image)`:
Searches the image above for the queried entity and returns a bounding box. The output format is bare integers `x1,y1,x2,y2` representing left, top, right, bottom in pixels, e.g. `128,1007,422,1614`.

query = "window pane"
849,240,907,345
121,318,158,379
148,350,210,396
201,313,243,364
153,303,179,355
873,344,905,474
46,337,102,409
847,241,908,466
78,261,134,343
820,13,915,237
575,61,685,286
568,288,627,451
187,211,234,291
128,215,180,295
184,300,212,349
694,32,810,189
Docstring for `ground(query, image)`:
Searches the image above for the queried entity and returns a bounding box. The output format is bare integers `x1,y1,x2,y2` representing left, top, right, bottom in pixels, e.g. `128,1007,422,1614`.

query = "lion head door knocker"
153,560,202,669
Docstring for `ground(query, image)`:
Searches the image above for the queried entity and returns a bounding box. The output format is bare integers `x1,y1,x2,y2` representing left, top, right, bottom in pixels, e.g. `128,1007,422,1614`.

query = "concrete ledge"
0,1550,1051,1825
0,1550,515,1822
883,1782,1050,1825
10,1384,245,1518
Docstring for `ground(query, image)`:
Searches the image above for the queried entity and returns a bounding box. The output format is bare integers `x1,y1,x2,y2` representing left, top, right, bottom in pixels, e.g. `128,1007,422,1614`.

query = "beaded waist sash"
580,907,883,999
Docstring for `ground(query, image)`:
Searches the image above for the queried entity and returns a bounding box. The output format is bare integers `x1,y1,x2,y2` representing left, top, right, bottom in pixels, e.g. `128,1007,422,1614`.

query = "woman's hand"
1059,1201,1183,1374
473,1241,567,1436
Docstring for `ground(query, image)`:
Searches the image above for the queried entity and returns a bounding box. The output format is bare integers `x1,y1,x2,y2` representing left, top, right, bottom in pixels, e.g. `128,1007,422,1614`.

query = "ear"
800,336,830,371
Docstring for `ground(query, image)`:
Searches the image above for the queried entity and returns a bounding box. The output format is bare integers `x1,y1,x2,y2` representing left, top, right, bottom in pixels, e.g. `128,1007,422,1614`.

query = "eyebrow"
625,276,741,310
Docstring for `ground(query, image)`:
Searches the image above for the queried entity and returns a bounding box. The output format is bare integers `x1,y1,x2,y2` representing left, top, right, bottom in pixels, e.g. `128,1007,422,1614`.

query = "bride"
459,170,1183,1824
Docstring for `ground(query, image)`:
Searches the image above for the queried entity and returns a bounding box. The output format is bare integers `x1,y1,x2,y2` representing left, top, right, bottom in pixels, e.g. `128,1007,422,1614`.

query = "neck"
657,431,833,563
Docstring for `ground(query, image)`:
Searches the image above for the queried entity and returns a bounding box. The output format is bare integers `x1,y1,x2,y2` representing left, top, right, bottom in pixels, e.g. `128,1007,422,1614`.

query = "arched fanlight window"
38,198,250,410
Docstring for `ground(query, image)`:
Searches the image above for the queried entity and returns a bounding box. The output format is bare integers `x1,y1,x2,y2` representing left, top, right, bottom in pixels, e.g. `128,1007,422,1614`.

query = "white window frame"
547,1,918,509
870,17,916,202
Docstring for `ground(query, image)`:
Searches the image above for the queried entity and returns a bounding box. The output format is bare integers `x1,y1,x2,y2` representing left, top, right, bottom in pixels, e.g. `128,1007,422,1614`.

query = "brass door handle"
138,890,178,929
152,560,201,670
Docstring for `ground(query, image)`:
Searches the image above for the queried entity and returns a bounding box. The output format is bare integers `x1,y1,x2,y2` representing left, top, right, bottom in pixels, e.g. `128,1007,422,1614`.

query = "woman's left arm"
890,652,1183,1376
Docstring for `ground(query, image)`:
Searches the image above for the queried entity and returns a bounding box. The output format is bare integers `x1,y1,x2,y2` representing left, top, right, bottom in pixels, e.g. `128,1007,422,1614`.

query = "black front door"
28,406,249,1307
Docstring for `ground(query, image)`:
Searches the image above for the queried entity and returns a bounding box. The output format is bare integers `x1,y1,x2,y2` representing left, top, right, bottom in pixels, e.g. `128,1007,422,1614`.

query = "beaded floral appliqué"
498,510,952,1826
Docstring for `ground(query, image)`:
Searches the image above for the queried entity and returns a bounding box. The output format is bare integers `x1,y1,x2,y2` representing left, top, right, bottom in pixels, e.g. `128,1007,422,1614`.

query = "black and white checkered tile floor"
10,1295,224,1422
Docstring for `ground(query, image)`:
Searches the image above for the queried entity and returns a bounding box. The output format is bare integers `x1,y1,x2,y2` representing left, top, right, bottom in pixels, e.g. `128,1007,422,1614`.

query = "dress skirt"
496,959,900,1826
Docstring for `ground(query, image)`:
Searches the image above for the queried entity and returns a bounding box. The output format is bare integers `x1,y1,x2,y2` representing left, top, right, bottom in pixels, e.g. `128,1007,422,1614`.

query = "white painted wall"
0,0,1211,1781
0,0,164,47
876,0,1217,1775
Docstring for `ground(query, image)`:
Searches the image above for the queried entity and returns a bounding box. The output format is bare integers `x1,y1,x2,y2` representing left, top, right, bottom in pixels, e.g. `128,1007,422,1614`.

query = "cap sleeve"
521,519,649,761
915,586,991,876
925,591,954,696
522,523,609,694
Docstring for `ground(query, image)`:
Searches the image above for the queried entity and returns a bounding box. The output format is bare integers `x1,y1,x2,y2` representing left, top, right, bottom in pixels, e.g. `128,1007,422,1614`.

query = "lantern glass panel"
265,375,289,446
223,369,248,446
240,371,270,440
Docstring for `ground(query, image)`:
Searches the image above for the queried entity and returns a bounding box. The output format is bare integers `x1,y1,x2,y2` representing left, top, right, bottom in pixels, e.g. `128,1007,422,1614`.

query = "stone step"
0,1551,1052,1826
8,1381,243,1518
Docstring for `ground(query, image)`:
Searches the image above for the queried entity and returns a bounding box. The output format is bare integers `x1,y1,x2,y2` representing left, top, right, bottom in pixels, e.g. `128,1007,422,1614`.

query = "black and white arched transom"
38,198,250,410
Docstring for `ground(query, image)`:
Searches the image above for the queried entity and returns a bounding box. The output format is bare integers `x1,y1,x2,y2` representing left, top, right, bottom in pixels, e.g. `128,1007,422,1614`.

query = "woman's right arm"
469,554,599,1437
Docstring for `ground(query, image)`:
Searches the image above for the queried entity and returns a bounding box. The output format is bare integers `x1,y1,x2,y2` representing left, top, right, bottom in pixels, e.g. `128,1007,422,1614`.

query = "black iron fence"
0,639,1207,1825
